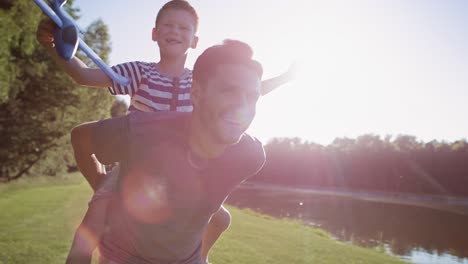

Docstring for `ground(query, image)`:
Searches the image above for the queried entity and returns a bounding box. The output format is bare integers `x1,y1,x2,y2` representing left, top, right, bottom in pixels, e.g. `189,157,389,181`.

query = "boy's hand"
283,62,297,81
36,19,57,49
35,19,111,87
260,62,298,96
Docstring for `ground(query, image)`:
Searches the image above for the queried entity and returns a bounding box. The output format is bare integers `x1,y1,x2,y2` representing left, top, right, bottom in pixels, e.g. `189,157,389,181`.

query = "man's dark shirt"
92,111,265,264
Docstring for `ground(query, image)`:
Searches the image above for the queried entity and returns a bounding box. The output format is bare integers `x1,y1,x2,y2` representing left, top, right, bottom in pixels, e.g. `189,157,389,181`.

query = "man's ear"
152,27,157,42
191,35,199,49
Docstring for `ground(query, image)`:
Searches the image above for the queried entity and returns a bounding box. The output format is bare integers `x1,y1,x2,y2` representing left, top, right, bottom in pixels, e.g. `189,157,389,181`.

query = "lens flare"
71,225,101,256
121,168,172,224
232,110,250,128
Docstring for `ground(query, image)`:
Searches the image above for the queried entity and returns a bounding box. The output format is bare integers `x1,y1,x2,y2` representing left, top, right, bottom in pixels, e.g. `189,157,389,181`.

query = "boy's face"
192,64,261,145
152,9,198,58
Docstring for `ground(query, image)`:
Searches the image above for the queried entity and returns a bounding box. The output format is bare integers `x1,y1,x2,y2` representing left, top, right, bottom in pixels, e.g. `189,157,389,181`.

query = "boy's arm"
71,121,107,191
36,20,112,88
260,63,296,96
71,117,126,190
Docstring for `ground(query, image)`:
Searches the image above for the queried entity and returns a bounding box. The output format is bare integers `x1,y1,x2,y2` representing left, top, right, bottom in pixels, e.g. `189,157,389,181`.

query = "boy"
36,1,293,263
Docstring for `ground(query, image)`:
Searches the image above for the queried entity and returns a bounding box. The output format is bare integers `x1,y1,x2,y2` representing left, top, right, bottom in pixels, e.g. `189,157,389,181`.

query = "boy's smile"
153,9,198,58
166,38,182,44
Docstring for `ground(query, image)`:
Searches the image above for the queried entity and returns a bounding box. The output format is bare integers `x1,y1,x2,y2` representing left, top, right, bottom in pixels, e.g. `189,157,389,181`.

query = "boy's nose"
169,25,182,33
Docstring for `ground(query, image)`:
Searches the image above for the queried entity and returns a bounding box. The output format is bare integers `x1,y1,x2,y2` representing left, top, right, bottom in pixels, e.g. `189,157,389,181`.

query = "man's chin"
220,123,247,143
214,130,244,145
201,117,247,145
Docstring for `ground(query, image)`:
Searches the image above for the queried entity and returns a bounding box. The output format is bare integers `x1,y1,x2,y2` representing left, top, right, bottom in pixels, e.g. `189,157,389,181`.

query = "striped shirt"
109,61,193,113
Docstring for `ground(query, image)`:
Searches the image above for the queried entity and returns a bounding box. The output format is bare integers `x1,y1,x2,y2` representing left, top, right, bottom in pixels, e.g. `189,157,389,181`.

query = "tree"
251,134,468,197
0,0,113,181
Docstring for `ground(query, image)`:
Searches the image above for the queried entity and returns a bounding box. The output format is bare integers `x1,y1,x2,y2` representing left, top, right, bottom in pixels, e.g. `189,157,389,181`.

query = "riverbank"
243,182,468,216
0,174,406,263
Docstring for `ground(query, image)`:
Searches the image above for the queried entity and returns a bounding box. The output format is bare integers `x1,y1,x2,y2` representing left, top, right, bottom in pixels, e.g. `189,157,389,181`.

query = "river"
226,183,468,264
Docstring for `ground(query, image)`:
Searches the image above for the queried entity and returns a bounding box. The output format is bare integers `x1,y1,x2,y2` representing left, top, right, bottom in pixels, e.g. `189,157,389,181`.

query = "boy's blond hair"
155,0,199,31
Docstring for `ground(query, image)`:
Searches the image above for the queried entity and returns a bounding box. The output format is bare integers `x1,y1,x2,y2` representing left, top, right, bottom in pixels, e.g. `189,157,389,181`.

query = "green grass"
211,208,406,264
0,173,91,264
0,174,407,264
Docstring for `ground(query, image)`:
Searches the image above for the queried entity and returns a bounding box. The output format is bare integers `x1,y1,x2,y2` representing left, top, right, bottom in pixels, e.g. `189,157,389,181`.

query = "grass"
0,173,91,264
0,174,407,264
211,208,406,264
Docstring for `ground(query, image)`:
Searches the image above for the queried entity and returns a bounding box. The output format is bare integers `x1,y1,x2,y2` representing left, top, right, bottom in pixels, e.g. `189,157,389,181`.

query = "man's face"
193,64,261,145
152,9,198,57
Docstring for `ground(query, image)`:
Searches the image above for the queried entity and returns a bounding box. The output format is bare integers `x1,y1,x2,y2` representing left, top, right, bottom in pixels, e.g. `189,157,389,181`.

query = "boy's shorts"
88,164,119,206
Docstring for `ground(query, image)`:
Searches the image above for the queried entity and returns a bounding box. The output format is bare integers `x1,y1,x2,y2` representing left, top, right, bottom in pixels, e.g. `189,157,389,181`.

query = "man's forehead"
213,64,261,87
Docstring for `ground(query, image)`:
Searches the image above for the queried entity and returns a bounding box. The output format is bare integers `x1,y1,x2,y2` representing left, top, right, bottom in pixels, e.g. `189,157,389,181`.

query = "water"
226,185,468,264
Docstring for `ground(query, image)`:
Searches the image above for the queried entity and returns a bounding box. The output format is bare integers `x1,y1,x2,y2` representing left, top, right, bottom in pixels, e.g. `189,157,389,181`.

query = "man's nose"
231,104,254,126
233,94,254,116
232,92,249,108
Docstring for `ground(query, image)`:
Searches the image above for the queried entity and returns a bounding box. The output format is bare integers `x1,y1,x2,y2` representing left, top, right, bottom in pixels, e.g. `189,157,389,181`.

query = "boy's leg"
201,205,232,263
71,122,107,191
66,166,118,264
66,198,109,264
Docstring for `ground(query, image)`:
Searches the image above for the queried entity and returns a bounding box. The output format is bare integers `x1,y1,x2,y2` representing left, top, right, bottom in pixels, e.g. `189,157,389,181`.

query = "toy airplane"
33,0,130,86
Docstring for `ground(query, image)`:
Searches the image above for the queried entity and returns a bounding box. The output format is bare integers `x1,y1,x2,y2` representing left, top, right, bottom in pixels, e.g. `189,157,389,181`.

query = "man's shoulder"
128,111,188,122
240,134,265,161
226,134,266,175
237,133,263,151
133,111,188,138
127,111,190,132
95,111,189,137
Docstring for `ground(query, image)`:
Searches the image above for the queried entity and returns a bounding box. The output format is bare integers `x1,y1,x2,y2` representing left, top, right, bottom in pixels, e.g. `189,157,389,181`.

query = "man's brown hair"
193,39,263,85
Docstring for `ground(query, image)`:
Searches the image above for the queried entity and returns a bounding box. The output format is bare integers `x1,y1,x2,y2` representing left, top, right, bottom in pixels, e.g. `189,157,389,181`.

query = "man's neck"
188,116,227,160
157,54,188,78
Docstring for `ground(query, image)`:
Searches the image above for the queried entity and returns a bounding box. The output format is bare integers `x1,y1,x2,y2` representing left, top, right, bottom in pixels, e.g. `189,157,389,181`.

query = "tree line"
252,135,468,197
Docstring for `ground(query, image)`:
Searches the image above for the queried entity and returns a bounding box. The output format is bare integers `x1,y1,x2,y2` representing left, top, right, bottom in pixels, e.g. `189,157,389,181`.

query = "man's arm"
36,20,112,88
260,63,296,96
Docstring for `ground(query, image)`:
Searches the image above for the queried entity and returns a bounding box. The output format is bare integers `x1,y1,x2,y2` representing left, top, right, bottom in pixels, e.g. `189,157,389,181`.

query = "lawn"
0,174,407,264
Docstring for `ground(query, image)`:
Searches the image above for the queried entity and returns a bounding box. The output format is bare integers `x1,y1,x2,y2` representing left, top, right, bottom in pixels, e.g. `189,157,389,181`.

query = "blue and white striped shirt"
109,61,193,113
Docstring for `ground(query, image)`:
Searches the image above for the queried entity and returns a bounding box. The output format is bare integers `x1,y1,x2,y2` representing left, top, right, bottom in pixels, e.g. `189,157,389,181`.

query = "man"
70,39,266,264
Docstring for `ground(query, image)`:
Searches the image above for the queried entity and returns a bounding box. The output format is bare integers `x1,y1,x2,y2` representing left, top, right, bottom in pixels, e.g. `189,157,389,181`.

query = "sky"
72,0,468,146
